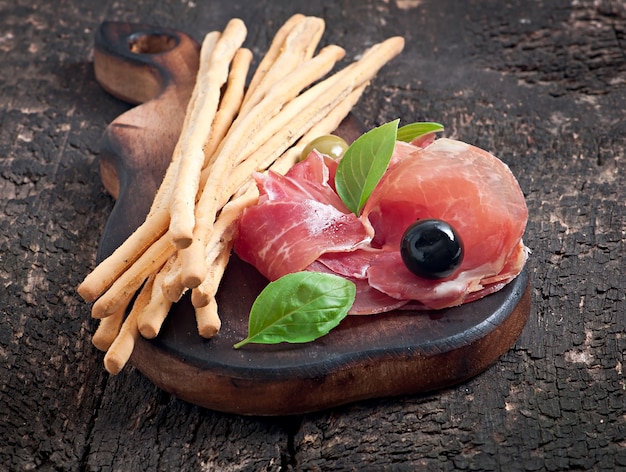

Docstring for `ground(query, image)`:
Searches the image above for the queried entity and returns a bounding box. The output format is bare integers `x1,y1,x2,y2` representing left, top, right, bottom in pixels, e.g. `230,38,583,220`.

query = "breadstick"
91,305,125,352
148,32,220,215
81,16,407,375
153,253,186,303
77,208,169,302
169,19,248,249
214,79,355,211
192,80,361,302
103,317,138,374
244,14,304,92
137,258,175,338
332,36,405,94
193,42,346,207
191,246,232,308
177,32,221,147
90,233,173,319
228,43,346,168
232,37,405,179
246,37,404,172
241,13,305,109
191,84,369,306
191,204,247,307
136,290,171,339
190,84,375,319
202,47,252,167
160,261,187,303
103,275,154,374
239,16,325,116
194,297,221,338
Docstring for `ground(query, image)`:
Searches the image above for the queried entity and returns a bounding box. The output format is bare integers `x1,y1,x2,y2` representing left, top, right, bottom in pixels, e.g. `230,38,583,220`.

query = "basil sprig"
335,119,400,216
234,272,356,348
335,120,444,216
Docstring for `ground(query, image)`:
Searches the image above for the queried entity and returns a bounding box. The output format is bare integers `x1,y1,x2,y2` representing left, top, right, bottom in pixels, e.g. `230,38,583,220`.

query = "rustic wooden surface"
0,0,624,470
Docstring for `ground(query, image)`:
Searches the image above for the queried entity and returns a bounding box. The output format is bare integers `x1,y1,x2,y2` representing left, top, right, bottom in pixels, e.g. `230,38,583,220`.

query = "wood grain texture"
1,0,624,470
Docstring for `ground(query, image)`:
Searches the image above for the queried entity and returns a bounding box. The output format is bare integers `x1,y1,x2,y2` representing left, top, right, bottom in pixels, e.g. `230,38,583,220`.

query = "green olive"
300,134,349,161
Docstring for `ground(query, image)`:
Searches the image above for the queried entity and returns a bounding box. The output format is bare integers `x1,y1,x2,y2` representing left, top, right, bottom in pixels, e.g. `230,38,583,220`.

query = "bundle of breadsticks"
78,14,404,374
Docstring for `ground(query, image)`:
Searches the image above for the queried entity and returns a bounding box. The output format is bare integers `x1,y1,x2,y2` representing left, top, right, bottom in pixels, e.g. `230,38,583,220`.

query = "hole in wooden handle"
128,32,178,55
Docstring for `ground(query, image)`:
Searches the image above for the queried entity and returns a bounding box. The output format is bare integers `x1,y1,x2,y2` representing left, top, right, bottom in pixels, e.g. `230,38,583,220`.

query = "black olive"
400,219,464,279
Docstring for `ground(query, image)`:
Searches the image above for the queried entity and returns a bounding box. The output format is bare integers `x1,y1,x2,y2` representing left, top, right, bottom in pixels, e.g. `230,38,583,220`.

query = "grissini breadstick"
221,43,347,168
239,16,324,117
192,42,346,212
181,38,403,292
160,258,187,303
202,47,252,167
169,19,248,248
91,305,125,352
77,208,169,302
190,188,254,308
197,37,403,230
236,38,405,181
271,82,370,171
242,14,304,102
148,31,221,215
125,86,374,338
188,174,256,307
90,233,172,319
103,275,154,374
189,84,370,310
78,35,402,304
189,84,370,311
194,298,221,338
137,258,175,339
191,239,233,309
155,48,252,299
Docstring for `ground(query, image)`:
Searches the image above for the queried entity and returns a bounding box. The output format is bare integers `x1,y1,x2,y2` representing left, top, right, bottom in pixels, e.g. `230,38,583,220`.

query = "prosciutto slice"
234,137,528,313
234,153,371,281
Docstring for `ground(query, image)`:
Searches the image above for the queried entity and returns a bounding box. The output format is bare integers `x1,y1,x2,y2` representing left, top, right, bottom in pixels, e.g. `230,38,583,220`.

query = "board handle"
93,22,200,261
94,21,201,106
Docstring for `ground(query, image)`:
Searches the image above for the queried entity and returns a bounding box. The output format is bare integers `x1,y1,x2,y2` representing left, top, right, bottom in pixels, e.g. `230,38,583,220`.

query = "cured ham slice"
234,153,371,281
358,138,528,309
234,137,528,313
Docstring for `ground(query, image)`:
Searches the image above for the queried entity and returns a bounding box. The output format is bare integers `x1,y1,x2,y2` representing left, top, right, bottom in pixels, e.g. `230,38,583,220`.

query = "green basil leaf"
233,272,356,348
335,119,399,216
397,122,444,142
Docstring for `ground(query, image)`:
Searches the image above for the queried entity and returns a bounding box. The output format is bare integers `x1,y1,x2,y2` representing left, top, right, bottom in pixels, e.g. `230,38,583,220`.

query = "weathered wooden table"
1,0,624,470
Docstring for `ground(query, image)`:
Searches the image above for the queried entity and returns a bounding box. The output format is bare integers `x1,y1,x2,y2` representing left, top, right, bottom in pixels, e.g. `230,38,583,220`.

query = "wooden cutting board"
92,21,531,416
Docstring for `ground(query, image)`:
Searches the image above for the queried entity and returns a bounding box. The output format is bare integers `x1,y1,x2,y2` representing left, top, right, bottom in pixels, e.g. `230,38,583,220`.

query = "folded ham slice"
233,153,372,282
234,137,528,313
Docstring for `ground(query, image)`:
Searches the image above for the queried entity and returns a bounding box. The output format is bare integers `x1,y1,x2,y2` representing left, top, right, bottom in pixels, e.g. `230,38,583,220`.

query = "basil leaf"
397,122,444,142
335,119,399,216
233,272,356,348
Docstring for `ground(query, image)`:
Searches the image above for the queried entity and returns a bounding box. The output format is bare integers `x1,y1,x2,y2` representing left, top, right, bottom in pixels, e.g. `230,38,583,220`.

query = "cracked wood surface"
1,0,625,470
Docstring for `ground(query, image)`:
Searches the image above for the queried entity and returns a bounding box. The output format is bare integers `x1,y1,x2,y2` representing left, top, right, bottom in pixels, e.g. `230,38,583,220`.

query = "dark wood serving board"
93,21,531,416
